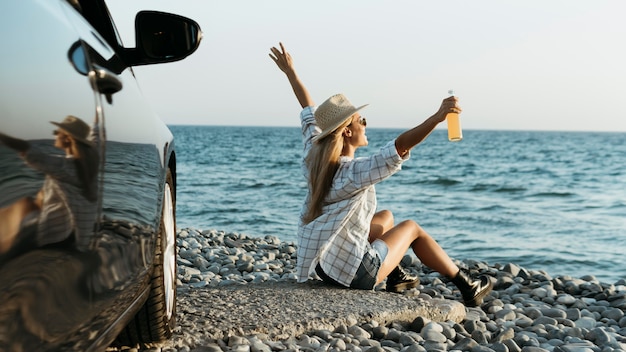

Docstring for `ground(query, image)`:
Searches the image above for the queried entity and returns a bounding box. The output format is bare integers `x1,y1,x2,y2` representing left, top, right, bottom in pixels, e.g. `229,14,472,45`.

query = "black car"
0,0,201,350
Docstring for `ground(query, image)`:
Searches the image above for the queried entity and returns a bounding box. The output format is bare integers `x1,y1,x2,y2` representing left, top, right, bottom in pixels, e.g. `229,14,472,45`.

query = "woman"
269,42,492,307
0,115,99,256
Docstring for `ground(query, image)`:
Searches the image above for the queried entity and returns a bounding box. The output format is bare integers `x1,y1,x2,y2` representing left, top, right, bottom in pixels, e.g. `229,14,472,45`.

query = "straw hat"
50,115,91,144
313,94,368,142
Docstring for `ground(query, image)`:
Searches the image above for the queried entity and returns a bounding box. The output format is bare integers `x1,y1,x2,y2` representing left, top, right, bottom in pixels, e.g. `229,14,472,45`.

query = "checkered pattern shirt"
296,106,409,286
23,122,100,250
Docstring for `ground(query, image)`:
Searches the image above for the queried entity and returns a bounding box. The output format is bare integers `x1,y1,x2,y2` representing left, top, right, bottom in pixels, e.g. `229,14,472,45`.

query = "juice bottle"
446,90,462,142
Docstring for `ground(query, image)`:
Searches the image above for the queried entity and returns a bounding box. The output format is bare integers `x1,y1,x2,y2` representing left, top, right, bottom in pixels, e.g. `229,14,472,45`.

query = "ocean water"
171,125,626,284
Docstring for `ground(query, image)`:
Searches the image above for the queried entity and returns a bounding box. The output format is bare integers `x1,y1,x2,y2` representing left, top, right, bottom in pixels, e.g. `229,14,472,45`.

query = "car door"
0,0,162,349
1,0,201,349
0,0,112,350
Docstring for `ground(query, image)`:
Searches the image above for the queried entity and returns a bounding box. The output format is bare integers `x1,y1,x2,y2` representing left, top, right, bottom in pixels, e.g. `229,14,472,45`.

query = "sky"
107,0,626,132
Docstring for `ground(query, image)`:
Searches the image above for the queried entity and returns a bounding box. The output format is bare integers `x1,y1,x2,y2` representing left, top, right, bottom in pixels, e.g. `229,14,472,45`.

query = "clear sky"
107,0,626,132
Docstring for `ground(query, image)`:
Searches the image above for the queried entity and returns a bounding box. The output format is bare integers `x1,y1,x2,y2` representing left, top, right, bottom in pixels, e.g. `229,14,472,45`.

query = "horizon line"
166,124,626,134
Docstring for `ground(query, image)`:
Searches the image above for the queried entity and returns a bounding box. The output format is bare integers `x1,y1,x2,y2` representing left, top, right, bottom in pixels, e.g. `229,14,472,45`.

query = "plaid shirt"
296,106,409,286
23,122,100,250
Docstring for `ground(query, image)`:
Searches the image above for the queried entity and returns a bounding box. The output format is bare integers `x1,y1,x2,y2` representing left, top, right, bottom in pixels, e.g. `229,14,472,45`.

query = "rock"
116,228,626,352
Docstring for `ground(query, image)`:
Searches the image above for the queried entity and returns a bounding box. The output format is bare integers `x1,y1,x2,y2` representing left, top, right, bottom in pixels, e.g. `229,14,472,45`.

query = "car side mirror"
130,11,202,65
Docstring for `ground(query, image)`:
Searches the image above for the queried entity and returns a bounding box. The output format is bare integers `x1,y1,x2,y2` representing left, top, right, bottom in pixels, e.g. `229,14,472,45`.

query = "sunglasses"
349,116,367,127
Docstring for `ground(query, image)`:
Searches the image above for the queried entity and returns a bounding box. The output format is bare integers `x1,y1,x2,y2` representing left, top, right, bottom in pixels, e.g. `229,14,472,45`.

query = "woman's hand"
269,42,295,76
395,95,463,155
269,42,314,108
434,96,462,123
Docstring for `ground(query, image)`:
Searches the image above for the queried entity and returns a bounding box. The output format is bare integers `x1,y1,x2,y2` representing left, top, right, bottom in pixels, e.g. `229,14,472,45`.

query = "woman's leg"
0,197,39,252
376,219,493,306
376,220,459,285
369,210,421,292
369,210,394,242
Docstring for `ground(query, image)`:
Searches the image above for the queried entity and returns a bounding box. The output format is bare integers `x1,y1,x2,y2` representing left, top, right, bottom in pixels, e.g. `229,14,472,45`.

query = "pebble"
111,228,626,352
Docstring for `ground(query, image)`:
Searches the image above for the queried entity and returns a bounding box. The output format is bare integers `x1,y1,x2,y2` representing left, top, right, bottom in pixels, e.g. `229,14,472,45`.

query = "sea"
170,125,626,284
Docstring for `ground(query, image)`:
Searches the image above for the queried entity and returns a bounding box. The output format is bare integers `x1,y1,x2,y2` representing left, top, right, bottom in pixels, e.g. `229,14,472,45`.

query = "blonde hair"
302,119,351,224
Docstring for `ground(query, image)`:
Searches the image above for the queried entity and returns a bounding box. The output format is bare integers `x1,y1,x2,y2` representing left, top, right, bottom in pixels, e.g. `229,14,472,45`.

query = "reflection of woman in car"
0,115,100,255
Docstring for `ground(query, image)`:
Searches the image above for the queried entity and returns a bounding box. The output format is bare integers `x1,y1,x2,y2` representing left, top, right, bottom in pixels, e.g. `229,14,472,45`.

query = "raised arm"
394,96,461,157
269,42,314,109
0,132,30,154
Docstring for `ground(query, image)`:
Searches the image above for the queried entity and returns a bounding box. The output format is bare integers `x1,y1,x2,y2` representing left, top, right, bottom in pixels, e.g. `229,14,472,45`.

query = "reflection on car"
0,0,202,350
0,115,100,256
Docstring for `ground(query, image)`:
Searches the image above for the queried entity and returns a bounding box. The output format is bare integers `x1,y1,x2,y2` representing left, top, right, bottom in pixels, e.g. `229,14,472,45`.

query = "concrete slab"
176,280,466,340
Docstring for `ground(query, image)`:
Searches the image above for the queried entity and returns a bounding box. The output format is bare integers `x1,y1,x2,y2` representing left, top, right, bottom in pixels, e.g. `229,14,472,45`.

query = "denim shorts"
350,239,388,290
315,240,388,290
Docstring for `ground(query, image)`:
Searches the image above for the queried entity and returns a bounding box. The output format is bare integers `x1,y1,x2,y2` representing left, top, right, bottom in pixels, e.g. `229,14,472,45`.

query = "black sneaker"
450,269,494,307
386,266,420,293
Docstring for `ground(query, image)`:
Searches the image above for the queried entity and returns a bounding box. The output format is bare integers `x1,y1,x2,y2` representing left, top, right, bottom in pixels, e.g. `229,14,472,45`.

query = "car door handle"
89,64,123,104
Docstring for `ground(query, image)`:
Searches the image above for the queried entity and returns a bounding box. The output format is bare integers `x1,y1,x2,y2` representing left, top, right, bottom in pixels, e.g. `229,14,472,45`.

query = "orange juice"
447,112,462,142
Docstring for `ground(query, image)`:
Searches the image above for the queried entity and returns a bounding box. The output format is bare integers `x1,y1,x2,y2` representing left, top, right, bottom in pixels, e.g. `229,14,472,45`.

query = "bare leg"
0,197,39,254
369,210,393,242
376,220,459,285
372,216,492,306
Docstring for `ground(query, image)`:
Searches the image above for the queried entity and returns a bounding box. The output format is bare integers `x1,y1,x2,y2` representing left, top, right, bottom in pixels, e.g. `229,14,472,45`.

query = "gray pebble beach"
111,228,626,352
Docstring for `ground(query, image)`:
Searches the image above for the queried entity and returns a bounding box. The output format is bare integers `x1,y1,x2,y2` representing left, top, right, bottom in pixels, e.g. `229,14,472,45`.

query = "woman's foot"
386,266,420,293
450,268,493,307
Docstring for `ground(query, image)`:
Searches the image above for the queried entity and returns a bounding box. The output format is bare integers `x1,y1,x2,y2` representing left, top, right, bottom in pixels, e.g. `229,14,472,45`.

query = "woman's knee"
397,220,426,237
397,219,418,229
370,210,394,241
375,210,394,224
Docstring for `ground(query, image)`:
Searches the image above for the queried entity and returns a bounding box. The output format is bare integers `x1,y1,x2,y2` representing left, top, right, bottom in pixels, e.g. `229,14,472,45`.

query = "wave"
466,183,526,193
405,177,462,186
476,204,508,212
528,191,576,198
494,186,527,193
